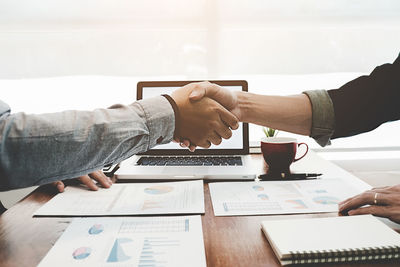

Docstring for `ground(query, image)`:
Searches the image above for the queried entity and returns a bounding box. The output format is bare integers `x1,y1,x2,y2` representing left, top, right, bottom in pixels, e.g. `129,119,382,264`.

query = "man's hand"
188,81,241,120
173,81,241,151
171,82,239,149
52,170,113,192
338,184,400,224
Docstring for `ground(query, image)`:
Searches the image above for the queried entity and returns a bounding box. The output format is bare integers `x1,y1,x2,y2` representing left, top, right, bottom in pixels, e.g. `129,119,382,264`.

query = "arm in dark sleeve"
328,54,400,139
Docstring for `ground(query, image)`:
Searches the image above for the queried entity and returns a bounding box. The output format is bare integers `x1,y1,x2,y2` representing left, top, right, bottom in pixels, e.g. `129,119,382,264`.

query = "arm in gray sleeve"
302,90,335,147
0,96,175,191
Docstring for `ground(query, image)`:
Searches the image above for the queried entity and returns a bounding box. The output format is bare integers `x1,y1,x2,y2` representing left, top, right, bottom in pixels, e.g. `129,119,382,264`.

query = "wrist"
235,91,250,122
161,94,180,138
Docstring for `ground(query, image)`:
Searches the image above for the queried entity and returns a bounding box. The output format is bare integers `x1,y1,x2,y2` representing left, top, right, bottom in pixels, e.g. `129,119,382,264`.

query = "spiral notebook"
261,215,400,265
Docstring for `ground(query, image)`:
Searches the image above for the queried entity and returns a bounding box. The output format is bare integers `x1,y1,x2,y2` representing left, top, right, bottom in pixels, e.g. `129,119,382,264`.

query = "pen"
258,173,322,181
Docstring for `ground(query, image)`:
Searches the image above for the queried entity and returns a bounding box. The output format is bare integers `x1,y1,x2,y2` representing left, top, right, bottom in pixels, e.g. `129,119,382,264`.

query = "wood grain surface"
0,154,398,267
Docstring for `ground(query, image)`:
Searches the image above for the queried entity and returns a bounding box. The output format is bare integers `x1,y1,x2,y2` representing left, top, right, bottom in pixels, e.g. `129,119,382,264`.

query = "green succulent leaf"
263,127,278,138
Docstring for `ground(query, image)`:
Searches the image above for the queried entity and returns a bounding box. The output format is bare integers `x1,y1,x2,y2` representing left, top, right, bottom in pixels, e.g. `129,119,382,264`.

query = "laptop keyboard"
137,156,243,166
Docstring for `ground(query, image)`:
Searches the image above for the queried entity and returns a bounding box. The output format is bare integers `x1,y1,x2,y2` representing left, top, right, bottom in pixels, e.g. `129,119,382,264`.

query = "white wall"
0,0,399,78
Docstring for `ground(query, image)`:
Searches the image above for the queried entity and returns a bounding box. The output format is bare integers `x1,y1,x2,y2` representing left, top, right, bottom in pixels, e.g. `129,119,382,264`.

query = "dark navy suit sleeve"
328,54,400,139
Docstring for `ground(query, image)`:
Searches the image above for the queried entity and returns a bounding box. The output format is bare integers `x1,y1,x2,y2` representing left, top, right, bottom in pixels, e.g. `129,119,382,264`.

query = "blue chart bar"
107,238,133,263
185,219,189,232
138,237,180,267
223,202,229,212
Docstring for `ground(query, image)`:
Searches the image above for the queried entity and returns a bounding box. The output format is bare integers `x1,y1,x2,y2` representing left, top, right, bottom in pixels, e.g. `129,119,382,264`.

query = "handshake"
170,81,242,151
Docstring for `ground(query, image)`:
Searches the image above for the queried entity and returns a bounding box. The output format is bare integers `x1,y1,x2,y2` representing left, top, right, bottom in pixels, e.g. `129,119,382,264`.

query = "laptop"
116,80,256,181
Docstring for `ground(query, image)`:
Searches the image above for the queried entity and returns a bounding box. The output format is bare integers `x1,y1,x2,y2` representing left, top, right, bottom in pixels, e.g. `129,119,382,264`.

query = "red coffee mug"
261,137,308,175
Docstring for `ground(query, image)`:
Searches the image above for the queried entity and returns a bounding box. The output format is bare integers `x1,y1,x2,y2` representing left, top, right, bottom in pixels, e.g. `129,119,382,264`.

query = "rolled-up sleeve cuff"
137,96,175,149
303,90,335,147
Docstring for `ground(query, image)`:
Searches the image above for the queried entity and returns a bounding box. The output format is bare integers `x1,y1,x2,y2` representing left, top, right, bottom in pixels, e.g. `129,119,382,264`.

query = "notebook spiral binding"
289,246,400,264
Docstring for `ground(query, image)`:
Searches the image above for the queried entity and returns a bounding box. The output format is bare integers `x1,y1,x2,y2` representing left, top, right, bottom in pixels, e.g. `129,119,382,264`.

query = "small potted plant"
263,127,278,138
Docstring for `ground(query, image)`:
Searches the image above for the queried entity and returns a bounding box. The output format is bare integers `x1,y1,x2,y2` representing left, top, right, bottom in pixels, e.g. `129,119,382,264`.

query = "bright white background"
0,0,399,78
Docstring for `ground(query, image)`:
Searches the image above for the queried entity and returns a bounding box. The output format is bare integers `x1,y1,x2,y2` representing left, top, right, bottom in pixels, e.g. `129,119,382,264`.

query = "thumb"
189,88,206,101
53,181,65,193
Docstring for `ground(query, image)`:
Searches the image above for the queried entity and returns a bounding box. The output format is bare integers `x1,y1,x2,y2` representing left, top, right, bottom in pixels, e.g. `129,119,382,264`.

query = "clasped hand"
52,82,238,192
171,82,239,149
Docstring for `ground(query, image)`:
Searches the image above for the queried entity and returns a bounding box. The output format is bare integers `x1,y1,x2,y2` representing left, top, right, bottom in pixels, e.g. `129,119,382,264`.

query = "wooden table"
0,153,398,267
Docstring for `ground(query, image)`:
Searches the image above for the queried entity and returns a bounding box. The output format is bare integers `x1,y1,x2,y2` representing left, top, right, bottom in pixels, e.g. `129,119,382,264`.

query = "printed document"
34,180,204,216
209,179,361,216
38,216,206,267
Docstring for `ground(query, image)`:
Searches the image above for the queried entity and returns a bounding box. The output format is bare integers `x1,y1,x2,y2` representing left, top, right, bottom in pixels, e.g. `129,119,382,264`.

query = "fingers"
54,171,112,193
338,196,353,206
188,81,222,101
176,138,197,152
188,82,208,101
89,171,113,189
208,131,223,146
217,106,239,130
338,187,400,224
371,186,391,191
347,201,400,224
52,181,65,193
339,187,400,214
179,139,191,148
381,184,400,192
183,142,197,152
78,171,112,191
338,191,376,213
79,175,99,191
347,205,391,218
188,82,238,112
188,144,197,152
196,140,212,149
370,186,395,193
215,125,233,140
175,137,198,152
201,106,235,146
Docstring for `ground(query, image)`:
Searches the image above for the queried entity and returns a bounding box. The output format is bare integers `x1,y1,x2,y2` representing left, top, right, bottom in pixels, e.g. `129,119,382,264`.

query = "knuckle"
223,130,232,139
211,105,220,113
361,192,371,201
193,83,201,90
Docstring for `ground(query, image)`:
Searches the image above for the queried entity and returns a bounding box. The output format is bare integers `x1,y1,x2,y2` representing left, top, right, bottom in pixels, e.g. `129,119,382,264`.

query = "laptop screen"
137,81,249,155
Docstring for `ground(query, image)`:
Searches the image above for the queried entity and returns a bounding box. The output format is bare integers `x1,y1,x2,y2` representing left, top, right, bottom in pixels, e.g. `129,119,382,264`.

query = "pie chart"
72,247,91,260
252,185,264,191
144,185,174,195
257,194,269,200
88,224,104,235
313,196,340,205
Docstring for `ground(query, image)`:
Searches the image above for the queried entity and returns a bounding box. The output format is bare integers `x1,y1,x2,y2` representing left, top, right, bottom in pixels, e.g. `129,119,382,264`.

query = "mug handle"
294,143,309,162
